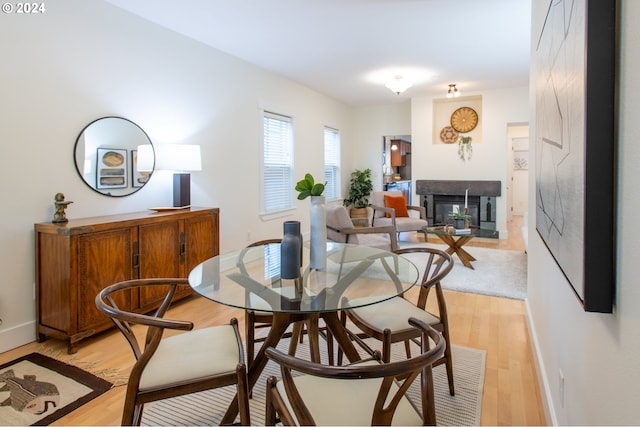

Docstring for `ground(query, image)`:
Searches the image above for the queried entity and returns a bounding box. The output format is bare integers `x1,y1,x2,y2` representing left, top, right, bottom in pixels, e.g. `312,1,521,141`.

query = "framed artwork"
96,148,127,189
513,151,528,170
534,0,616,312
131,150,151,188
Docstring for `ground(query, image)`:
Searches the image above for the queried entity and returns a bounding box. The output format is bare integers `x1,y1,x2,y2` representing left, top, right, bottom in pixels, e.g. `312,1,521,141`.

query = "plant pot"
350,207,369,227
455,219,465,229
309,196,327,270
350,207,368,219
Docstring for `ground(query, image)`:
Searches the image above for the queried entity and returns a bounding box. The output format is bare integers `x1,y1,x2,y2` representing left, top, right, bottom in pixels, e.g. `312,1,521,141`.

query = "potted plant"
449,211,471,229
343,168,373,220
295,173,326,269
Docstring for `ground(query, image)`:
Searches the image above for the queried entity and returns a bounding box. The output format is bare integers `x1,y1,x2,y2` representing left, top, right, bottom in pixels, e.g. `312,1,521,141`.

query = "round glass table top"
188,242,419,314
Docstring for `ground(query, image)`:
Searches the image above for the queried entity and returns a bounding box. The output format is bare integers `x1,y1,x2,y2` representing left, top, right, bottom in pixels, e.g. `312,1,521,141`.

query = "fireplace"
416,180,501,236
433,194,480,226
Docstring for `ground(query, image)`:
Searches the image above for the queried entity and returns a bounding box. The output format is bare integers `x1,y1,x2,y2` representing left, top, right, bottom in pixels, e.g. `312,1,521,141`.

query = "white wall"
0,0,355,351
527,1,640,424
351,102,412,191
411,88,529,236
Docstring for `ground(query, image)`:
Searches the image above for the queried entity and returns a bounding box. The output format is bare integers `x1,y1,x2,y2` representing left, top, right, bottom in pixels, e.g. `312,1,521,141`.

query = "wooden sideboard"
34,207,219,353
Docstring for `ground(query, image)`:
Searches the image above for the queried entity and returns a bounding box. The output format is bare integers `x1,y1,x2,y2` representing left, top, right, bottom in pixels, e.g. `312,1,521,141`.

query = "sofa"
370,190,428,240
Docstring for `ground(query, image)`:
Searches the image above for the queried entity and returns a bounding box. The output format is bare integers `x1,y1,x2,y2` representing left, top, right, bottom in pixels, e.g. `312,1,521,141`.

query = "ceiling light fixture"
385,75,412,95
446,83,461,98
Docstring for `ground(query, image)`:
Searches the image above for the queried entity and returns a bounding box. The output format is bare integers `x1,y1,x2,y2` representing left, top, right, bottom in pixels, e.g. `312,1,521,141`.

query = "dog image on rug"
0,369,60,415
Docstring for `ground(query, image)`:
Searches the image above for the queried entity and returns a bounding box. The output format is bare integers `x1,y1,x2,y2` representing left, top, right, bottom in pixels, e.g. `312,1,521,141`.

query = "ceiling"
104,0,532,106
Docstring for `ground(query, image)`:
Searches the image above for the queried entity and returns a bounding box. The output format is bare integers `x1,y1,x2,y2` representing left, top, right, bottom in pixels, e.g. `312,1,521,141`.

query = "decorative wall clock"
450,107,478,133
439,126,459,143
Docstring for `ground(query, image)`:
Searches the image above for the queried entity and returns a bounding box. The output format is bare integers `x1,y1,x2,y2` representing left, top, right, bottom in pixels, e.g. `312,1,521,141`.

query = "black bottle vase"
281,220,302,279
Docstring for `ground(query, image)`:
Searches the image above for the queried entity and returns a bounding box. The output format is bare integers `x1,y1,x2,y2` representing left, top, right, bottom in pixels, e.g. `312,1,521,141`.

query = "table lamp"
139,144,202,207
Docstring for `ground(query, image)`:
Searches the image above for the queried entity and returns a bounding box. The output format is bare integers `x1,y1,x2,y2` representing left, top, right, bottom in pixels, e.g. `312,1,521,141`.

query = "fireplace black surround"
416,180,501,235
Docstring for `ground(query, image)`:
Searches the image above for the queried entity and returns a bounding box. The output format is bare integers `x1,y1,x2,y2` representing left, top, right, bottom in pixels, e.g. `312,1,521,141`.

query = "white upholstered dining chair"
341,247,456,398
95,278,251,426
264,317,445,426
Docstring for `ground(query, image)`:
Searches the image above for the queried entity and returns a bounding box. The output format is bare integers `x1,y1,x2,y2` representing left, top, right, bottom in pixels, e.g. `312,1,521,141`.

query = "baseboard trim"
525,299,558,426
0,321,36,353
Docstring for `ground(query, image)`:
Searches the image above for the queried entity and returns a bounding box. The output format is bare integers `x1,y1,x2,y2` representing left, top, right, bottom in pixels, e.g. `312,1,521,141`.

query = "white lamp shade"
154,144,202,172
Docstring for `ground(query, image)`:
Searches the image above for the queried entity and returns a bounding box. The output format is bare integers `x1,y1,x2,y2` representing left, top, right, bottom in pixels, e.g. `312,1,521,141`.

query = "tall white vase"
309,196,327,270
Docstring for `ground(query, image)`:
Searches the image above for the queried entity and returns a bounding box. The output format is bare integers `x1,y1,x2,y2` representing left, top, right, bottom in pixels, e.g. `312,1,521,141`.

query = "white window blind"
324,126,341,200
263,111,293,213
263,244,280,280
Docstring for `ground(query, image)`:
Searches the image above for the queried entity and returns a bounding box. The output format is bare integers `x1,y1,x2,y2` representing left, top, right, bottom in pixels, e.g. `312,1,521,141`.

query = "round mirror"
74,117,154,197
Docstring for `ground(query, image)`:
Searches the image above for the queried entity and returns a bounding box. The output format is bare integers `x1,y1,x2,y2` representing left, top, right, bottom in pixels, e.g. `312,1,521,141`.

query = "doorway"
506,124,529,221
382,135,412,203
382,135,412,182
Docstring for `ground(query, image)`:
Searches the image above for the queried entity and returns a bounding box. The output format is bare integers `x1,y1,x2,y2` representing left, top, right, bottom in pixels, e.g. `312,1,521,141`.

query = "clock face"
450,107,478,133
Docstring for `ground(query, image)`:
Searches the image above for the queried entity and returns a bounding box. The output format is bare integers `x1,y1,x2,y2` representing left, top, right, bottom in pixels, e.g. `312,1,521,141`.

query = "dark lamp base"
173,173,191,207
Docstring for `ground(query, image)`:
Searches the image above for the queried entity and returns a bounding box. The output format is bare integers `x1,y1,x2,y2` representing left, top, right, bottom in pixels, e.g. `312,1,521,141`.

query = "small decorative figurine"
52,193,73,223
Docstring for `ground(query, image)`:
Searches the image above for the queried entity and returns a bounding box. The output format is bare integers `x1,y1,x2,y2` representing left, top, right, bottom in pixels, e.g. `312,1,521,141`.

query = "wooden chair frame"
371,190,428,240
343,247,456,396
95,278,250,426
264,317,445,426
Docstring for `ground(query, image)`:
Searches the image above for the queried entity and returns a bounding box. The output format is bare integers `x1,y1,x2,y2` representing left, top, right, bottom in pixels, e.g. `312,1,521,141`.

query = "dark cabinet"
35,207,219,353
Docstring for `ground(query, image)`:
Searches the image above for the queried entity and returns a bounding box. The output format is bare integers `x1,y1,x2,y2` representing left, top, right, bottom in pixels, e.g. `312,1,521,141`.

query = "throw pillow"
384,194,409,217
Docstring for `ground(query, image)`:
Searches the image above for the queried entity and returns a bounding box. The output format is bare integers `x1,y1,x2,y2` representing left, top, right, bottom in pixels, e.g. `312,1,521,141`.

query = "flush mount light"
385,75,412,95
446,83,461,98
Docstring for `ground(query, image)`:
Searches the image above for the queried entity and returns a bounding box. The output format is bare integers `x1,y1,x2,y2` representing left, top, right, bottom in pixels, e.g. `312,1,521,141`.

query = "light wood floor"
0,215,547,426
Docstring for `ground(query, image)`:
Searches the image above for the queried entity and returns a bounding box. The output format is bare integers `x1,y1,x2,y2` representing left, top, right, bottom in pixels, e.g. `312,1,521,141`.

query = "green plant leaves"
343,168,373,208
295,173,325,200
458,136,472,162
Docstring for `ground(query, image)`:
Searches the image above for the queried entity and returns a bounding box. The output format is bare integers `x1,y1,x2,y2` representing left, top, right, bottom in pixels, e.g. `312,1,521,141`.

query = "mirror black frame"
73,116,154,197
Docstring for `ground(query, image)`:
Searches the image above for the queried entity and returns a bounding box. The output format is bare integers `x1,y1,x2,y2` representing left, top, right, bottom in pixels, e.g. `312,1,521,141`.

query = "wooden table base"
433,233,477,269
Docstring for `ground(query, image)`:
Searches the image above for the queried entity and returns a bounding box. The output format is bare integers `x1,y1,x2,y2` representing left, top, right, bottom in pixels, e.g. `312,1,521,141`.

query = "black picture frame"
96,148,127,189
534,0,617,313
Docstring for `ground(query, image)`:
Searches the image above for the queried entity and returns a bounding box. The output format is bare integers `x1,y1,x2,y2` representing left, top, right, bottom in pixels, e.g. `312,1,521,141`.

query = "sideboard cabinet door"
137,220,182,311
184,213,218,271
77,228,135,332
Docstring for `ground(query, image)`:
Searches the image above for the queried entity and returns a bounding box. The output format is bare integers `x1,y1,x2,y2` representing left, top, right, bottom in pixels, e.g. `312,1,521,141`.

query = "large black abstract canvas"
534,0,616,312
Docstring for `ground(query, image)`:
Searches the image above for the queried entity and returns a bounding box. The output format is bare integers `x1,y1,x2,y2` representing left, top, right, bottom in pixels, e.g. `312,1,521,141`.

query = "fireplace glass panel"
433,195,480,226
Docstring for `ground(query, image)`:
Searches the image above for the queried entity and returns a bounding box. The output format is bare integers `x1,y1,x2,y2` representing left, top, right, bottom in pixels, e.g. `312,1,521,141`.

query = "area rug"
399,241,528,299
140,337,485,426
0,353,112,426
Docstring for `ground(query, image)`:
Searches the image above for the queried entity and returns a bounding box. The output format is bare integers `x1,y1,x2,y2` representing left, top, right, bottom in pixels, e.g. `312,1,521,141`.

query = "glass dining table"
188,241,419,423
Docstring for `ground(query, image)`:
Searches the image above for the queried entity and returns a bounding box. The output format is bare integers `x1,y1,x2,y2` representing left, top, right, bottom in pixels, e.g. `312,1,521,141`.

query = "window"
323,126,341,200
262,244,280,280
262,111,294,213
